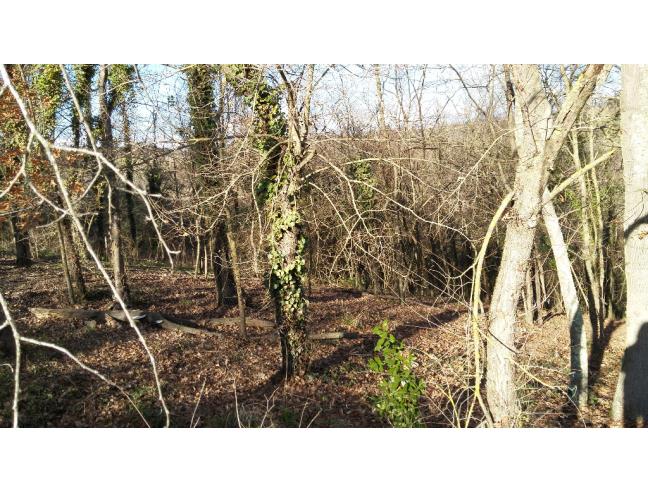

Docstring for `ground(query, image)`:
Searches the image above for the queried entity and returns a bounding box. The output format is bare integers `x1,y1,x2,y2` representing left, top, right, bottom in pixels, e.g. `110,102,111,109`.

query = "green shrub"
368,320,425,427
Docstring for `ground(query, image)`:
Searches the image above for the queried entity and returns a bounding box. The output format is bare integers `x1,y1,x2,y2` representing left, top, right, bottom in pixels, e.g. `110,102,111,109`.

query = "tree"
611,64,648,427
97,64,131,303
1,65,33,267
223,64,314,376
185,64,236,307
32,64,87,304
70,65,104,258
542,189,587,409
486,64,604,426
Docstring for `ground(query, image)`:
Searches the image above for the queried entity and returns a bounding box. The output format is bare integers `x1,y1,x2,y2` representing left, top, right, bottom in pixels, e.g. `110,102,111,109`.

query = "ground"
0,257,626,427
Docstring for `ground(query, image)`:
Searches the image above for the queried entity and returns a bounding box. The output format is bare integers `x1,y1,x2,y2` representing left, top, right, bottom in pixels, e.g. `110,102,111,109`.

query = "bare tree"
542,189,587,409
486,64,604,426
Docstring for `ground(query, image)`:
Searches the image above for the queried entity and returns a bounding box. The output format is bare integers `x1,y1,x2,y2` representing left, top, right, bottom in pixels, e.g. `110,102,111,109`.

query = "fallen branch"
207,318,365,339
207,317,275,329
29,308,366,342
30,307,219,337
246,330,365,341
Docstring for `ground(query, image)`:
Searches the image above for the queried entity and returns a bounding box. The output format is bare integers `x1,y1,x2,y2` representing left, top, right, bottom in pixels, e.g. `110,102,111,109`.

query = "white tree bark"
542,189,587,409
611,64,648,426
486,64,603,426
486,65,551,426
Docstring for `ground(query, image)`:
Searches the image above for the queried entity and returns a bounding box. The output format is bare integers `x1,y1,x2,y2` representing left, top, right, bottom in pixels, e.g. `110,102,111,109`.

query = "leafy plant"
368,320,425,427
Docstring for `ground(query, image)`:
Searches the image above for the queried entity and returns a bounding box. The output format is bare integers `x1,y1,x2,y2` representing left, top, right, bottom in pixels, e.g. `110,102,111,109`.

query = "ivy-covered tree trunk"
223,64,311,376
70,65,105,260
269,154,309,376
33,64,87,303
98,64,130,303
185,64,235,307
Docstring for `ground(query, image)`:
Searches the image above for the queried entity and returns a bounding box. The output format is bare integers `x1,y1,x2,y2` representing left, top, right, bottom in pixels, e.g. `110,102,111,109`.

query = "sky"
60,64,622,149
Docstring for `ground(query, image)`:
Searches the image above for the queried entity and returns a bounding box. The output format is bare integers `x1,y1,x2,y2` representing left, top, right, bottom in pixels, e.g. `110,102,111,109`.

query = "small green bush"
368,320,425,427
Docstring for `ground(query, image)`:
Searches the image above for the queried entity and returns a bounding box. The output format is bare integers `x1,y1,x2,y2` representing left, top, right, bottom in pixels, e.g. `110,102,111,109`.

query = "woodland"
1,63,647,428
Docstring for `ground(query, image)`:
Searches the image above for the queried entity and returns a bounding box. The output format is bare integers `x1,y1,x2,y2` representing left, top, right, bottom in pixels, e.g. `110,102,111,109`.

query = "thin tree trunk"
226,216,246,336
572,131,604,347
542,189,588,409
533,257,544,323
213,225,234,307
204,233,210,279
194,236,201,277
121,100,138,254
62,216,86,301
57,220,75,304
536,257,548,316
524,265,535,325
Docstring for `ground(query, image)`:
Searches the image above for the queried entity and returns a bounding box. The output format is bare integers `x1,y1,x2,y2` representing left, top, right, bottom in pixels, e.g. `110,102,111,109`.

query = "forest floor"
0,257,626,427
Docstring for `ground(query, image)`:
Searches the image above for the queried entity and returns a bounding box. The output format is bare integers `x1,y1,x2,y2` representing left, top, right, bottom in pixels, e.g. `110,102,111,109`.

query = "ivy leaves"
368,320,426,427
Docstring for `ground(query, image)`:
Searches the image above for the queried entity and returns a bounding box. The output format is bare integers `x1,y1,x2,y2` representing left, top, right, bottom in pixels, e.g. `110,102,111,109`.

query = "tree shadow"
308,337,376,376
183,367,384,428
309,288,364,303
588,318,622,389
619,322,648,427
393,309,461,341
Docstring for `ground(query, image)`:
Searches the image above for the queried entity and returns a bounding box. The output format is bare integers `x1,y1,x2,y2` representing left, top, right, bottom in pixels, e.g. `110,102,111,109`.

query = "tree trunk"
57,220,75,304
64,217,86,301
121,99,138,254
11,215,32,267
572,131,604,347
98,65,129,303
486,64,603,426
523,265,535,325
487,65,552,426
533,257,544,323
272,175,309,377
611,64,648,427
222,64,312,377
542,189,588,409
226,216,247,336
213,224,235,307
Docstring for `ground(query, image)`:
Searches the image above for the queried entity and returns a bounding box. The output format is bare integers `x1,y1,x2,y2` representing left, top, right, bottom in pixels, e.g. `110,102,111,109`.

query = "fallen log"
207,317,275,329
29,307,220,337
308,331,362,340
29,308,365,341
247,330,365,341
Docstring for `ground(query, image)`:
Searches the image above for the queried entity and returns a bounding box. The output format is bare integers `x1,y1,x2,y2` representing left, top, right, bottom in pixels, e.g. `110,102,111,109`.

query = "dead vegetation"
0,258,624,427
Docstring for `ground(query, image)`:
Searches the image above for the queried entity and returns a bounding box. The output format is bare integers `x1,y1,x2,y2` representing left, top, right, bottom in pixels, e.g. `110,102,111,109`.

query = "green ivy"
107,64,134,106
368,320,426,427
222,64,288,205
350,158,376,211
32,64,63,138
